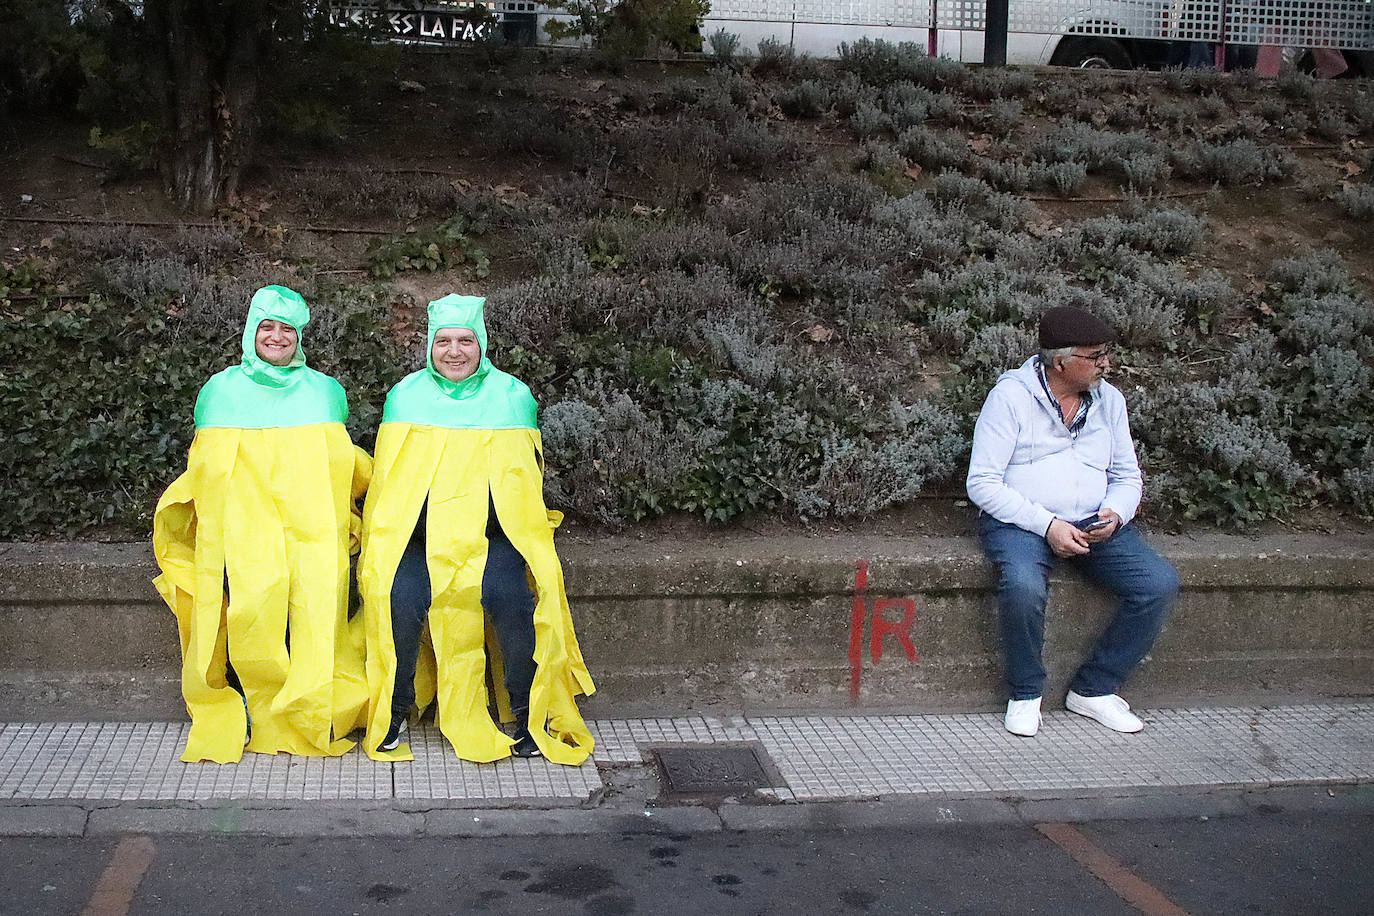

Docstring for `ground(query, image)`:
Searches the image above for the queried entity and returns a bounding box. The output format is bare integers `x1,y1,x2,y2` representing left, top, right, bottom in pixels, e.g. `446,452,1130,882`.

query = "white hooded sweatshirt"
966,356,1143,536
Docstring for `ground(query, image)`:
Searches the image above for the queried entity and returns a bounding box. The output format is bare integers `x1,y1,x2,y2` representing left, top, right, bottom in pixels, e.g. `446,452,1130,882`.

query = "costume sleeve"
1099,395,1143,526
151,471,198,658
966,385,1056,536
349,445,373,556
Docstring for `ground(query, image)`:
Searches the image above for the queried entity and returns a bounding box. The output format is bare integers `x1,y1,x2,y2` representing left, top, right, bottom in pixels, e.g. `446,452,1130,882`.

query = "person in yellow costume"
361,294,595,765
152,285,372,764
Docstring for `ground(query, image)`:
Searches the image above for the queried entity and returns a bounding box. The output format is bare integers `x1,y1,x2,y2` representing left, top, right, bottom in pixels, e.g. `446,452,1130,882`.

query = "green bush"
272,99,346,149
0,293,218,536
753,38,795,74
1174,138,1296,185
837,38,965,91
1,0,103,117
1336,185,1374,221
7,59,1374,537
86,122,157,173
366,215,491,279
707,29,741,65
1131,256,1374,526
543,0,706,64
778,80,831,119
0,240,411,539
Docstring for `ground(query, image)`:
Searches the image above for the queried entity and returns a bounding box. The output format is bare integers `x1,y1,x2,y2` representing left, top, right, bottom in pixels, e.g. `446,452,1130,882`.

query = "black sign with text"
331,7,507,43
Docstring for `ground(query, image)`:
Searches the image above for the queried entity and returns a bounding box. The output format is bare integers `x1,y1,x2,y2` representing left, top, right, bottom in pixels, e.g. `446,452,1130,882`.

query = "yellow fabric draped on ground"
360,423,595,765
153,424,372,763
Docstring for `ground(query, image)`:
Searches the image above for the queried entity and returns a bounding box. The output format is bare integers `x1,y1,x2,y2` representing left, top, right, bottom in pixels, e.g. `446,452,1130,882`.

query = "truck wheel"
1051,36,1132,70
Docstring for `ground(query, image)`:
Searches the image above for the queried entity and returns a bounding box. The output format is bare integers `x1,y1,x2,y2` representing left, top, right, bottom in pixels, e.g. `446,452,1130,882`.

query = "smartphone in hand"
1076,514,1113,532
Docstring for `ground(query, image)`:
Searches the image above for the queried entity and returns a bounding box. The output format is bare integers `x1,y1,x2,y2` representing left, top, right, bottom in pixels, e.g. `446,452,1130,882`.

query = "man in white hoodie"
966,306,1179,738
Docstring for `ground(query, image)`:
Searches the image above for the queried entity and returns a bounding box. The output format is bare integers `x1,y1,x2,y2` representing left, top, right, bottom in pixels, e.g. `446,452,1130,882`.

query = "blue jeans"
977,514,1179,701
389,500,537,722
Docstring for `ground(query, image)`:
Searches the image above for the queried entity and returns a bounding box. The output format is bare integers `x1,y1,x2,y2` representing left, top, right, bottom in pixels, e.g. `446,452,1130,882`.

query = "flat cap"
1039,306,1116,349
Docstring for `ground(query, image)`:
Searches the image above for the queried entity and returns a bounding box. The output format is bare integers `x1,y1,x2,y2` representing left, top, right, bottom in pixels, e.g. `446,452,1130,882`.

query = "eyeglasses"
1065,349,1112,366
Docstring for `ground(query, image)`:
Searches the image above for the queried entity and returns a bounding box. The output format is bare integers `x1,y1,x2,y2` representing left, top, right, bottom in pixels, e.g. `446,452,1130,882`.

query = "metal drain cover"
654,745,770,794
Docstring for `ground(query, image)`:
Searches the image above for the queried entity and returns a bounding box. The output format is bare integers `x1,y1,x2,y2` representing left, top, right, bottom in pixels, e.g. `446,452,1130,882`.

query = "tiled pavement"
1,703,1370,804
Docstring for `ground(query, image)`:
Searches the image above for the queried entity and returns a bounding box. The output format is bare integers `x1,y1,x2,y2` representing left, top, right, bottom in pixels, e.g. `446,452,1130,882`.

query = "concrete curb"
4,780,1370,838
0,804,90,837
85,804,425,837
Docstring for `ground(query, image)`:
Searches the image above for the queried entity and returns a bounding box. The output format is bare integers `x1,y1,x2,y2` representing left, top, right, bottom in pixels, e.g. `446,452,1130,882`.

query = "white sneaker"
377,719,408,752
1066,691,1144,733
1004,697,1042,736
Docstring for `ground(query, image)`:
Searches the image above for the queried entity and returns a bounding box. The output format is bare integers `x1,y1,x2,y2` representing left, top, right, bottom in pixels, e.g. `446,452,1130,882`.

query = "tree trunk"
144,0,270,215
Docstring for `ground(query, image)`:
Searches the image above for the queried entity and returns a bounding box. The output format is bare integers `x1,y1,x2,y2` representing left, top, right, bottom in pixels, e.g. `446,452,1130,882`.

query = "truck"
329,0,1374,70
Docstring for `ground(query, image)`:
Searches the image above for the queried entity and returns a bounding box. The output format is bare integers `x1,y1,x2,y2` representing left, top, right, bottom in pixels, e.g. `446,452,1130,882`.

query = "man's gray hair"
1039,346,1074,370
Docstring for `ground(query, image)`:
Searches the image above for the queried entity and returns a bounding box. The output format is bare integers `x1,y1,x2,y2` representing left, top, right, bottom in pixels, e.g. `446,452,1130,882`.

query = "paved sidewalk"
3,702,1370,807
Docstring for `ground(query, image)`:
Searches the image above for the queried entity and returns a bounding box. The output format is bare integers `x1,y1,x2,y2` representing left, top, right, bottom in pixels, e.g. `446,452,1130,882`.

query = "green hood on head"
241,285,310,387
380,293,537,429
425,294,491,399
193,286,347,430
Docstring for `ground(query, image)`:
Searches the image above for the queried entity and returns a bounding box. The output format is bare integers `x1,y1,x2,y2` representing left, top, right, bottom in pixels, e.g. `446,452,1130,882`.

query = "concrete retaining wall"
1,532,1371,720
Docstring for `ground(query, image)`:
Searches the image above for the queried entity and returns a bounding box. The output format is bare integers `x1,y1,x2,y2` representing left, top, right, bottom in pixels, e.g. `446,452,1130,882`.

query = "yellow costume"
152,287,371,763
361,295,594,764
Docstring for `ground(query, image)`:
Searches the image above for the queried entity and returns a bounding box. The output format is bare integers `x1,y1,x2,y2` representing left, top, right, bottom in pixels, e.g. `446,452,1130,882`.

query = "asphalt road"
5,805,1372,915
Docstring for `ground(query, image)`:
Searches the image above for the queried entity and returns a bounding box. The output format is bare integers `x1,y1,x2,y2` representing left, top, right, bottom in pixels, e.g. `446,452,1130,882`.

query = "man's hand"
1046,519,1091,557
1083,508,1121,544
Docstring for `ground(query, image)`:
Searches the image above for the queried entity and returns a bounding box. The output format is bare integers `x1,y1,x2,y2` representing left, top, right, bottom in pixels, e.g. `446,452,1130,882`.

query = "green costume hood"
380,294,537,429
242,284,309,386
193,286,348,430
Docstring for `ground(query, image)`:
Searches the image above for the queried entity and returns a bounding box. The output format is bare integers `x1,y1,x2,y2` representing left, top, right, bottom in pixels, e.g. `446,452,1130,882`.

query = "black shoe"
511,711,542,758
512,726,542,758
377,718,407,753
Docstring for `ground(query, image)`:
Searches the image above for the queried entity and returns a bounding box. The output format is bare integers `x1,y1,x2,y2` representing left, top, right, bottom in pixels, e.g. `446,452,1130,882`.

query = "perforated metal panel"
936,0,987,29
1010,0,1169,39
698,0,1374,48
794,0,935,25
1224,0,1374,48
1004,0,1372,46
1167,0,1225,43
325,0,1374,53
709,0,935,26
710,0,796,20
